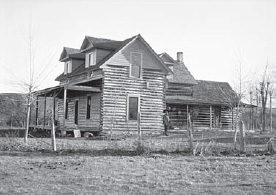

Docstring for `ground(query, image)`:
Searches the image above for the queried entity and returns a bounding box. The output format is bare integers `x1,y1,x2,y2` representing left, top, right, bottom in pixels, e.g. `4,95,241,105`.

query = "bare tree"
5,17,56,143
257,63,274,132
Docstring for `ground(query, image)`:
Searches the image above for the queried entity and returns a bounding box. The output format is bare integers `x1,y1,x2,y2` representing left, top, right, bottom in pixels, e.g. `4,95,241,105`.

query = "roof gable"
102,34,172,75
80,36,120,51
59,47,80,62
159,53,197,85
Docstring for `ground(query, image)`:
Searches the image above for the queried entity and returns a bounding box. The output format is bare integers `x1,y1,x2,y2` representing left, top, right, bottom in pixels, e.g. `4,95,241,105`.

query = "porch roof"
33,83,101,97
166,80,240,106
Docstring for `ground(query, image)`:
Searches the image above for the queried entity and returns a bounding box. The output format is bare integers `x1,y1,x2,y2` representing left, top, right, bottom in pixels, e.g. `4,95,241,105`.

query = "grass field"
0,135,275,195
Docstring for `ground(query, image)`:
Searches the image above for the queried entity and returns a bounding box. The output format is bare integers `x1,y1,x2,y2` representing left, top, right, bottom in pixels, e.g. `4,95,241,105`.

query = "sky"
1,0,276,98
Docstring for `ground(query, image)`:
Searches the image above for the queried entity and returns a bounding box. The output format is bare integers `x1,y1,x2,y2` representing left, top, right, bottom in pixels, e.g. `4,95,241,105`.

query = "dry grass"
0,136,275,195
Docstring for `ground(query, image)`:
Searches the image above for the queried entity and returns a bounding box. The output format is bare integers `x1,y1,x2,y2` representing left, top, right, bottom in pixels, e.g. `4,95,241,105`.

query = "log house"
34,35,171,135
33,35,239,136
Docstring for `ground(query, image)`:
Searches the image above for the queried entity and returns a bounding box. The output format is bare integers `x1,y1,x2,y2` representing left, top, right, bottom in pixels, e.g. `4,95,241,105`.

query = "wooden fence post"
188,112,193,153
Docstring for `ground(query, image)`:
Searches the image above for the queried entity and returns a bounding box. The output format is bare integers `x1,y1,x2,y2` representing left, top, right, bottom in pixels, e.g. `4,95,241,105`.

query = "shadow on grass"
0,148,177,157
0,148,274,158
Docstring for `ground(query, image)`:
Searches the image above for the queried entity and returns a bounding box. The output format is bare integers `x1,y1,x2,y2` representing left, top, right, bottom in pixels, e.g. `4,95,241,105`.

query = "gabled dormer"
57,47,85,78
80,36,124,69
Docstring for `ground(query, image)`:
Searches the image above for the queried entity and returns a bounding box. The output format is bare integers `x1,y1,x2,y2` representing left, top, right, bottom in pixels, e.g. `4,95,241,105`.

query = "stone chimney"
177,52,183,63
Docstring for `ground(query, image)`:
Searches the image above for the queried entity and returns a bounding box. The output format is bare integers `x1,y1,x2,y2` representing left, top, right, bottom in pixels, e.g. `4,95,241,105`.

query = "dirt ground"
0,137,275,195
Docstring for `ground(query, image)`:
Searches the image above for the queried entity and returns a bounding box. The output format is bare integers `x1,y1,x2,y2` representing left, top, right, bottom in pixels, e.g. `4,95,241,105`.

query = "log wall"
57,92,101,131
101,65,166,134
167,104,239,130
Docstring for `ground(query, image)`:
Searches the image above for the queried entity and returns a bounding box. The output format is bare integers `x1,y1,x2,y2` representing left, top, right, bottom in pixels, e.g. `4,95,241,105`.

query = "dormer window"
89,52,95,66
64,61,72,75
86,51,96,68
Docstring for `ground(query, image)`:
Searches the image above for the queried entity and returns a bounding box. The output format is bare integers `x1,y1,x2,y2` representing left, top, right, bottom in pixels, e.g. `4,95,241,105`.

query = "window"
89,52,95,66
64,61,72,74
130,52,142,78
86,96,91,119
128,96,140,120
65,100,69,119
85,50,97,68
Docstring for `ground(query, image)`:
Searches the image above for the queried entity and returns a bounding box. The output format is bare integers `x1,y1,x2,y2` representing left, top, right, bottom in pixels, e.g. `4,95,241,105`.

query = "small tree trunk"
24,100,31,143
262,106,266,132
233,105,240,150
239,121,245,152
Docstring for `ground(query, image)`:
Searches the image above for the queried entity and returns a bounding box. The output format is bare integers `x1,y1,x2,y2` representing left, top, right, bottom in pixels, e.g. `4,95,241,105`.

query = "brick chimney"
177,52,183,63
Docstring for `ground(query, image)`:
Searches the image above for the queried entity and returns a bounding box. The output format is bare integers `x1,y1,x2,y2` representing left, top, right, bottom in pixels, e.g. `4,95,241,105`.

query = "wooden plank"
66,85,101,92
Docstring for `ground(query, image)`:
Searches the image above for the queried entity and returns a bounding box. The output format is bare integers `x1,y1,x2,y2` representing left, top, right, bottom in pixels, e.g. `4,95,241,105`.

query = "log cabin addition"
159,52,240,130
33,34,239,136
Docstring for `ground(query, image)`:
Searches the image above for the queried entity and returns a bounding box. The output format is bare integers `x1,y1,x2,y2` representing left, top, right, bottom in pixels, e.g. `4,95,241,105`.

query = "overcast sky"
1,0,276,94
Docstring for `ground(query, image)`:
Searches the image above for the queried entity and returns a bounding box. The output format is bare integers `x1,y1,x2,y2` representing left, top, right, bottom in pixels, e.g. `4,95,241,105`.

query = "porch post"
231,108,234,130
62,88,67,136
210,105,212,130
51,97,57,151
53,96,56,123
186,104,189,129
43,94,46,127
35,96,38,126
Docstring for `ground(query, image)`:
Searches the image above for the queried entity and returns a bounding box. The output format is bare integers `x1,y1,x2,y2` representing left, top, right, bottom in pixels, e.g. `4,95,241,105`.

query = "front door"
75,100,79,125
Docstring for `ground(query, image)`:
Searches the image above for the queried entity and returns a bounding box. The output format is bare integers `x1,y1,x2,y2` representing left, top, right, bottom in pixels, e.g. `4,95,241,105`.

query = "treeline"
0,93,53,128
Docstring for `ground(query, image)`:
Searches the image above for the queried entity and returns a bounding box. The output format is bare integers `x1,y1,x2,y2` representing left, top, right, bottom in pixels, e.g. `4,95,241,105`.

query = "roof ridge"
85,35,119,43
196,79,229,84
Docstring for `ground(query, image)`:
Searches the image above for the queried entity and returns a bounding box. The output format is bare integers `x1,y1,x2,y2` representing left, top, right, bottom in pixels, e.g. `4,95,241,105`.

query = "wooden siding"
57,92,101,131
168,104,188,129
101,65,166,134
167,104,239,130
166,83,193,96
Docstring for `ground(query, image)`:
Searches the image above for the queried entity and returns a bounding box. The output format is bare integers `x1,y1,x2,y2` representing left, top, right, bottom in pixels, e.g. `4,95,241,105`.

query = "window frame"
127,95,140,121
130,52,142,78
64,60,72,75
88,51,96,66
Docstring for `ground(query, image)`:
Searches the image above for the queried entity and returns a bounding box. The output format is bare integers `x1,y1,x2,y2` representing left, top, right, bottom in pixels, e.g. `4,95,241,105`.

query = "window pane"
86,96,91,119
89,53,94,66
131,66,140,78
129,108,137,120
131,53,141,78
132,53,141,66
67,62,71,73
129,97,138,120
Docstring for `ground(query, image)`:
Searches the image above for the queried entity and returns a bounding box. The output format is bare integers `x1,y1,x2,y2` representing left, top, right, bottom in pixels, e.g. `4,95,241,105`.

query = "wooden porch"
33,79,102,136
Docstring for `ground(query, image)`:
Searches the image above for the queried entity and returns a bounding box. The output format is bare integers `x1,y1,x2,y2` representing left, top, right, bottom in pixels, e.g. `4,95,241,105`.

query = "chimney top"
177,52,183,63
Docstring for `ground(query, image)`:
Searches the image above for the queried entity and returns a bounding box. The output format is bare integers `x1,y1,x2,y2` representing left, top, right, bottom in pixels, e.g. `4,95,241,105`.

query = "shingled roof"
193,80,239,105
159,53,197,85
59,47,80,61
80,36,123,51
167,80,239,106
55,35,136,81
56,35,171,81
